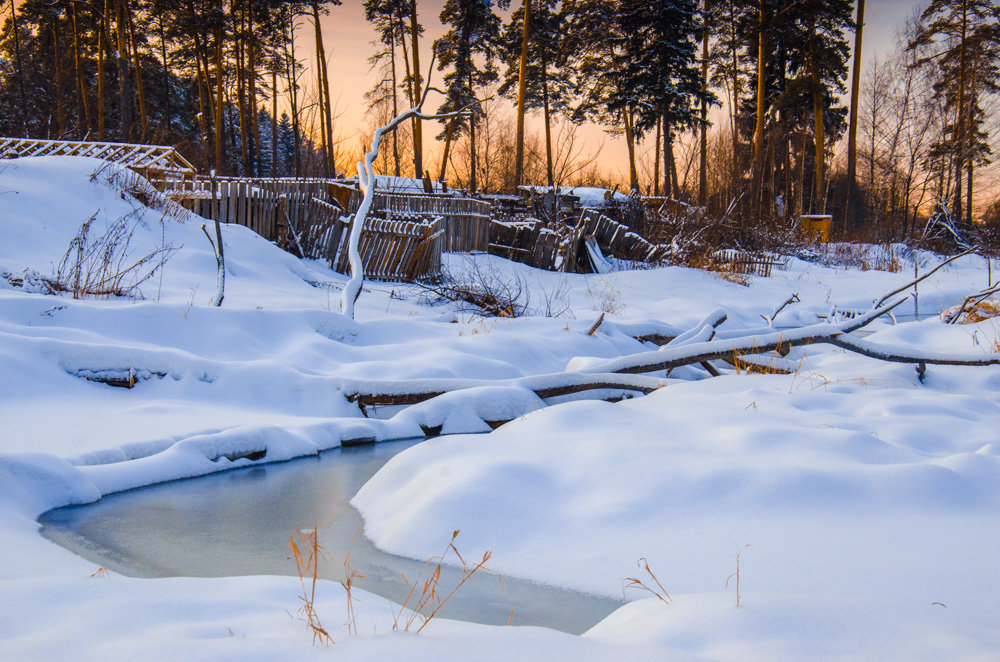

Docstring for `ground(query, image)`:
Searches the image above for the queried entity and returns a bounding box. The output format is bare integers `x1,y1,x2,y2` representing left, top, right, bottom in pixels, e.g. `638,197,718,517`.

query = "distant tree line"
2,0,1000,238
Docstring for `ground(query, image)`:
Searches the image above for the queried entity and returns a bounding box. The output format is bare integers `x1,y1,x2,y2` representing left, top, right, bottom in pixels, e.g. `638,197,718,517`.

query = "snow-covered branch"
339,56,483,318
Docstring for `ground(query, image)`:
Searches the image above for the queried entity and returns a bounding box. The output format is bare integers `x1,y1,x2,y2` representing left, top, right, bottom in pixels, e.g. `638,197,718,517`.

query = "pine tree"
621,0,713,198
433,0,507,192
909,0,1000,223
564,0,639,190
498,0,573,187
737,0,851,218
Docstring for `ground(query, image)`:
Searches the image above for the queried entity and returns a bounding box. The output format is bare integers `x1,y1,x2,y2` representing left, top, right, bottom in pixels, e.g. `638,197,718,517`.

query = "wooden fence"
335,217,444,281
154,176,447,282
488,209,661,273
711,249,787,278
576,209,660,262
488,215,583,272
367,193,490,253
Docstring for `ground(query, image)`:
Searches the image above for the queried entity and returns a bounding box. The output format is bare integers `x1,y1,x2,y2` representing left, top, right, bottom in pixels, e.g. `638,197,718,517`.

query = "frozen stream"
37,438,623,635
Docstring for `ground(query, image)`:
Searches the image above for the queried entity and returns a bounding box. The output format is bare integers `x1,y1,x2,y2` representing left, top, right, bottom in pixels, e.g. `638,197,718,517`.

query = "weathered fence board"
488,209,660,274
364,192,490,253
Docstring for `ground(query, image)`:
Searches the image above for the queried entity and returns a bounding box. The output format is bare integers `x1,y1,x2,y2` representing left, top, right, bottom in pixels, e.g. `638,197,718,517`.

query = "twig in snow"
586,313,605,336
761,293,800,327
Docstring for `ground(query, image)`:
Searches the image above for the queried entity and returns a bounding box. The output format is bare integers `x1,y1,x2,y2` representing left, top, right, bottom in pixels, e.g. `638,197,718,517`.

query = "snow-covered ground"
1,156,999,660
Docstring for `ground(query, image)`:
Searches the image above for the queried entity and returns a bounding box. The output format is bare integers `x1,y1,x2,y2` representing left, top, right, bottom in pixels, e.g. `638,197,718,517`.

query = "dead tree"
340,56,482,319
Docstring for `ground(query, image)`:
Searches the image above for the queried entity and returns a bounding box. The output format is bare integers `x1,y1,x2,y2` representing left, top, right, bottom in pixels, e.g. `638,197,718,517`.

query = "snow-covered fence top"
0,137,196,176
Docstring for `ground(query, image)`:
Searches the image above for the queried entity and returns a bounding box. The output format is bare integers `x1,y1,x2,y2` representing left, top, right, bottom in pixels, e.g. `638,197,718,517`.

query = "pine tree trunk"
794,128,805,216
311,2,330,175
541,51,554,188
810,19,825,215
668,130,679,197
439,117,456,183
954,2,968,224
729,6,740,162
409,0,424,179
752,3,766,176
514,0,532,188
115,0,133,141
272,68,279,177
390,35,400,177
98,1,108,140
192,32,211,163
126,3,148,141
845,0,865,216
654,118,661,197
237,19,249,173
283,9,301,177
967,160,973,222
9,0,28,135
248,2,261,177
214,4,225,172
71,2,91,137
158,13,171,135
51,17,66,138
318,21,335,175
663,114,670,196
469,71,478,192
624,109,639,193
698,0,709,207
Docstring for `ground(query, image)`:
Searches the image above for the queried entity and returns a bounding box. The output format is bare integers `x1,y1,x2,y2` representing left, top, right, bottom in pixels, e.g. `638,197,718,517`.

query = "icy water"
38,438,622,635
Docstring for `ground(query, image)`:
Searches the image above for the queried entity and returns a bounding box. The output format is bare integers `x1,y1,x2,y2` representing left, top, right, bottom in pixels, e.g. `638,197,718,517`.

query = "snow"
2,156,1000,659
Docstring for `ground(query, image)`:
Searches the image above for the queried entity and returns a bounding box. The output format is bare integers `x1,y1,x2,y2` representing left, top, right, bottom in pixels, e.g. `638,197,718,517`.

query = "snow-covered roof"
518,185,630,206
371,175,447,194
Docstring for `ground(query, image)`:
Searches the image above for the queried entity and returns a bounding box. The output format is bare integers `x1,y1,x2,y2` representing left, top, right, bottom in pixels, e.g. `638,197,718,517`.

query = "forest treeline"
1,0,999,239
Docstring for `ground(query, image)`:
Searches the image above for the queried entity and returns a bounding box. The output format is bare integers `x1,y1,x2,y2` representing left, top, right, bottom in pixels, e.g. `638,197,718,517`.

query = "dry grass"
340,528,365,636
622,557,671,604
726,350,797,375
289,525,333,645
948,297,1000,325
55,211,176,300
725,544,751,607
392,530,495,633
587,276,626,314
820,243,902,273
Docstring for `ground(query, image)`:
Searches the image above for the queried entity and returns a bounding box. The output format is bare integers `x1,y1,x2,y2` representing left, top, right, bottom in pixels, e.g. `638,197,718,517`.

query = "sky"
306,0,927,187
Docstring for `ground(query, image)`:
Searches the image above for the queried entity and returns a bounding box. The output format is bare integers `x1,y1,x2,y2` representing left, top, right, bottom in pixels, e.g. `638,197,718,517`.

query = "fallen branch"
873,248,974,309
343,300,906,412
343,372,667,410
589,298,907,375
829,335,1000,367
